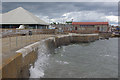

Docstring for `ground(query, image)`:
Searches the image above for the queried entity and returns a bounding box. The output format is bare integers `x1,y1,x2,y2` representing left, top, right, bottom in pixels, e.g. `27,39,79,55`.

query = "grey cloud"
2,0,119,2
2,2,118,17
2,2,119,25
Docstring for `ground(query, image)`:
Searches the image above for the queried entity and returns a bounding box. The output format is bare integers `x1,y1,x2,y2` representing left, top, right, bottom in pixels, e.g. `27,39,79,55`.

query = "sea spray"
29,40,50,78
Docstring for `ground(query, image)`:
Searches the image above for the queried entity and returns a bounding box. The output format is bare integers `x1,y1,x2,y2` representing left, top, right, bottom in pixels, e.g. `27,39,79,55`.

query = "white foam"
104,55,110,57
29,66,44,78
29,41,50,78
63,61,69,64
62,46,66,52
56,60,69,64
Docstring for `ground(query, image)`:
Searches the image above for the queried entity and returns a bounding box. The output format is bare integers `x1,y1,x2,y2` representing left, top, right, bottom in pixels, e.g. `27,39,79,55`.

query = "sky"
2,2,119,26
2,0,120,2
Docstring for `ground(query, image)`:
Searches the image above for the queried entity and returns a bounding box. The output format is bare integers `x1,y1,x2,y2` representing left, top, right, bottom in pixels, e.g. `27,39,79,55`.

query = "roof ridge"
2,7,49,25
3,7,22,22
23,8,48,25
17,7,38,24
72,22,109,25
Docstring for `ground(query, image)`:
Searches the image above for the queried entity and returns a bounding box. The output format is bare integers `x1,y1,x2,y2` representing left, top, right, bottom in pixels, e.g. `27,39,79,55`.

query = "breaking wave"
29,40,50,78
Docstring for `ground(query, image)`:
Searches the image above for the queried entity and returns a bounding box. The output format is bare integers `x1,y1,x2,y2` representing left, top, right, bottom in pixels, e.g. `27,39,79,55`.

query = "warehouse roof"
1,7,49,25
72,22,109,25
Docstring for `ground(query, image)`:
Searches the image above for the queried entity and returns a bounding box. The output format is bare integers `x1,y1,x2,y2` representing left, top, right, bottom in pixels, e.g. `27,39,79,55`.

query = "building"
110,26,120,32
1,7,49,29
51,22,109,34
51,24,73,33
72,22,109,33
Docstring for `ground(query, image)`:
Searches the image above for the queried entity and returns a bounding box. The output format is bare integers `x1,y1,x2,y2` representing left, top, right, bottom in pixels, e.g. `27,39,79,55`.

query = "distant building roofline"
72,22,109,25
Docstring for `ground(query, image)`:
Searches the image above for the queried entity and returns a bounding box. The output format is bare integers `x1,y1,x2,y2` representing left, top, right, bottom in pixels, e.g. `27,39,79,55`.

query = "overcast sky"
2,2,119,25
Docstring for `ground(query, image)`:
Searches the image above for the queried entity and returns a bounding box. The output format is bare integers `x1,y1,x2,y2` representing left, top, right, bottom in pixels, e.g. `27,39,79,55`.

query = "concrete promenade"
1,33,99,79
2,34,56,62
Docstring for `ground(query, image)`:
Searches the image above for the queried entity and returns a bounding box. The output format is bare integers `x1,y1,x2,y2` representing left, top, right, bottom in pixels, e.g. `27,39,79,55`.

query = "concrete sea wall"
1,34,99,79
99,32,112,39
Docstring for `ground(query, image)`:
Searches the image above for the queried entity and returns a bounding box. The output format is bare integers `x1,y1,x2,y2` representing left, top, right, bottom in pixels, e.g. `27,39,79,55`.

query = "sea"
29,38,118,78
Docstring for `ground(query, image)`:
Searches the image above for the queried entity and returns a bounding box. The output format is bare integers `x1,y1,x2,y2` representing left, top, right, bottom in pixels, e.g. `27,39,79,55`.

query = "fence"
1,29,55,38
2,29,56,55
1,28,99,55
67,30,98,34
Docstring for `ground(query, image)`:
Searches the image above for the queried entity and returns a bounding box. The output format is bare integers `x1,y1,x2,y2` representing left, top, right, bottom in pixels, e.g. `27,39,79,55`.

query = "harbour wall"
99,32,112,38
1,34,99,79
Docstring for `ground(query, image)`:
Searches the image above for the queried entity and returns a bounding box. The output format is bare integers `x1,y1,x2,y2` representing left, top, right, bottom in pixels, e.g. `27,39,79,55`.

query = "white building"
1,7,49,29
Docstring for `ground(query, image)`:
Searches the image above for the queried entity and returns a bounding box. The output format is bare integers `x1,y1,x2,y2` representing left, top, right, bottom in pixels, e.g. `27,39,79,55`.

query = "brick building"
72,22,109,33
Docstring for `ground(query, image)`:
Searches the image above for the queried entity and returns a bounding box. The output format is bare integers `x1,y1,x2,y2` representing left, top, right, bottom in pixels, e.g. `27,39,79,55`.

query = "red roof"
72,22,109,25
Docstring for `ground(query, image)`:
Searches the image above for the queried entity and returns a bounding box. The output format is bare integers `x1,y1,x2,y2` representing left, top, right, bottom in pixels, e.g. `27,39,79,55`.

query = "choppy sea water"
30,38,118,78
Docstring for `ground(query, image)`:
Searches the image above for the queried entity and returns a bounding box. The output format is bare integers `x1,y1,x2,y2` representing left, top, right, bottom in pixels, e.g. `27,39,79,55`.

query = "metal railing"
2,29,55,54
1,28,99,54
1,29,55,38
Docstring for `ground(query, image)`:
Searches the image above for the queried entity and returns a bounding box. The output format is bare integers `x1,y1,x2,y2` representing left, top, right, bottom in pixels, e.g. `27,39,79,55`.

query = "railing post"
21,35,22,47
9,36,11,52
16,36,18,49
26,32,28,45
25,35,27,46
36,29,37,41
30,34,31,43
39,29,40,40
